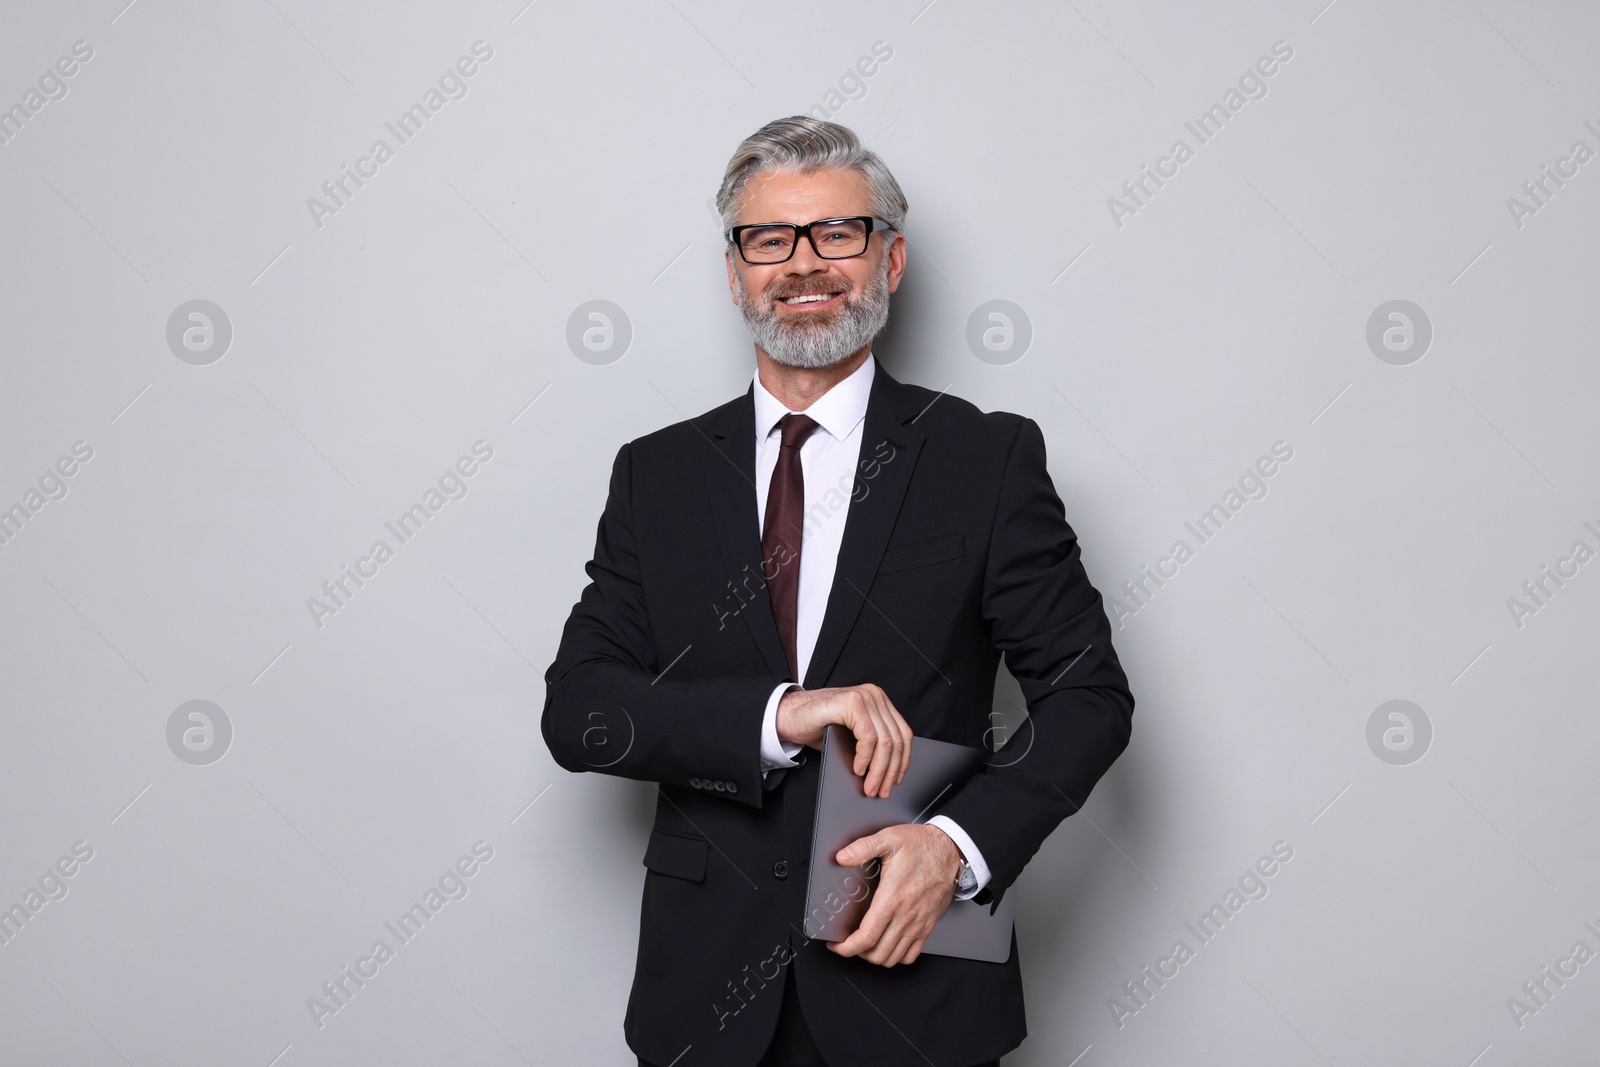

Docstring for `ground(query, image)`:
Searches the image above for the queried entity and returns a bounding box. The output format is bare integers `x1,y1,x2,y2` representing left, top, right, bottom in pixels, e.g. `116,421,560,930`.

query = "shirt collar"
753,353,876,444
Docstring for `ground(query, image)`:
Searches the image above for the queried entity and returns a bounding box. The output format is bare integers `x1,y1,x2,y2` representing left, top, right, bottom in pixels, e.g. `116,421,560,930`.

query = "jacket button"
773,860,789,880
689,777,703,789
726,781,737,794
713,780,726,792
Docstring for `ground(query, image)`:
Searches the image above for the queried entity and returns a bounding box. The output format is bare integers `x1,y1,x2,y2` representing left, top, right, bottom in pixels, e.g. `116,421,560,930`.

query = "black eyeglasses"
725,216,894,264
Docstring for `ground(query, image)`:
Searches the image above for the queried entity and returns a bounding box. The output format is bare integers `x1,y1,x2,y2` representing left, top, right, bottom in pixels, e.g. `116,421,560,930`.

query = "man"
542,116,1134,1067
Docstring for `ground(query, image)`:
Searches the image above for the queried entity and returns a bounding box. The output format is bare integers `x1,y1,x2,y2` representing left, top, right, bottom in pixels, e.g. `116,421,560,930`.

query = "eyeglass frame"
724,215,896,264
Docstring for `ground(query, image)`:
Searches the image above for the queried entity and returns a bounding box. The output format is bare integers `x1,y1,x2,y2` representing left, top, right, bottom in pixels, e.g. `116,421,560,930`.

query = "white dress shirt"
752,353,990,900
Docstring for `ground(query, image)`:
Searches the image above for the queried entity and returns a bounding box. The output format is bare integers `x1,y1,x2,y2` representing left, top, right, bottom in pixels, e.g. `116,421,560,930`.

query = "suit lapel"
699,385,793,681
802,367,926,690
698,368,929,691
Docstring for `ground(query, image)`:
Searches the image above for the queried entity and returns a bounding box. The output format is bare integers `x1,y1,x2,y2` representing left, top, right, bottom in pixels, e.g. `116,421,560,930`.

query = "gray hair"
715,116,908,242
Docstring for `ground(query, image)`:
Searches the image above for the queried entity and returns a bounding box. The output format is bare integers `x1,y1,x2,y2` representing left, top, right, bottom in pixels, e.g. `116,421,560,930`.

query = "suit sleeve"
931,417,1135,908
540,441,788,809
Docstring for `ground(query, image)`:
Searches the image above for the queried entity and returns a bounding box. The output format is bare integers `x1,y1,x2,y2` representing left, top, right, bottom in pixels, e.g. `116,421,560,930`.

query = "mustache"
769,281,851,302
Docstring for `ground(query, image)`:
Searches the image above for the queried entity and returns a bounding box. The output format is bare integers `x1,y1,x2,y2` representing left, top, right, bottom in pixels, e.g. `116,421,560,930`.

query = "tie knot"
778,412,820,449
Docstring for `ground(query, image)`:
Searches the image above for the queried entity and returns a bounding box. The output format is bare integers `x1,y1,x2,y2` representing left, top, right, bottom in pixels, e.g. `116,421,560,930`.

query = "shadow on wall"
868,236,933,387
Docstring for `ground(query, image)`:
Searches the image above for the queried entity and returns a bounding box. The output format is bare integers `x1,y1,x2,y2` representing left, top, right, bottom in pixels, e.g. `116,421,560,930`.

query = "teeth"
783,293,837,304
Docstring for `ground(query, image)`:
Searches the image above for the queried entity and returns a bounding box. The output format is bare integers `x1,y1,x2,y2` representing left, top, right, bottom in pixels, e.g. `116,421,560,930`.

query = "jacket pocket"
642,828,709,882
878,532,965,574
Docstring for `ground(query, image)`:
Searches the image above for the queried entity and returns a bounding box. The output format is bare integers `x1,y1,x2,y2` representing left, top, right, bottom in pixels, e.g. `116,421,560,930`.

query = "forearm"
932,685,1131,900
541,649,785,808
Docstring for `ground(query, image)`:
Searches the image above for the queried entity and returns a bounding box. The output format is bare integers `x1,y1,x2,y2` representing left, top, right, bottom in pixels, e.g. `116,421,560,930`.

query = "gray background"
2,0,1596,1064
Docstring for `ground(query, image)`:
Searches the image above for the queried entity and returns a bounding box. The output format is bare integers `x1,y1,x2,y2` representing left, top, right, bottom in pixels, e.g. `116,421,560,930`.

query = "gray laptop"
802,724,1015,963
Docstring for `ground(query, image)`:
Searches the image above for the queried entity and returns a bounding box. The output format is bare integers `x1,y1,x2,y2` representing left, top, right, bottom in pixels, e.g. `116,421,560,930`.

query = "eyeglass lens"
739,219,870,262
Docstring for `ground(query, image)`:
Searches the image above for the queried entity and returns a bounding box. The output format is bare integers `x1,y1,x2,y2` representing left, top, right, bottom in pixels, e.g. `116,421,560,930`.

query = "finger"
863,896,917,966
865,703,896,798
867,873,942,966
847,876,904,958
854,687,881,787
835,832,884,869
864,690,901,798
874,926,919,968
869,930,904,967
831,901,889,958
851,693,880,783
885,691,912,791
901,937,927,966
859,695,894,798
881,693,912,785
888,932,919,967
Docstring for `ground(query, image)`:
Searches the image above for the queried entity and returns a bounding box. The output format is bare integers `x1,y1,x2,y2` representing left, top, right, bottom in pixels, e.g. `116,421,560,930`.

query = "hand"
775,683,912,798
827,824,960,967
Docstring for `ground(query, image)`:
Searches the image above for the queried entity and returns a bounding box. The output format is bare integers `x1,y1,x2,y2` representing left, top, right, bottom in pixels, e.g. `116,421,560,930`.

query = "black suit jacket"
541,364,1134,1067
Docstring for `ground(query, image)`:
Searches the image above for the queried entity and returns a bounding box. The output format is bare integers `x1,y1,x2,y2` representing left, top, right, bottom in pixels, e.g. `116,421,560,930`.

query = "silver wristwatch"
955,857,978,894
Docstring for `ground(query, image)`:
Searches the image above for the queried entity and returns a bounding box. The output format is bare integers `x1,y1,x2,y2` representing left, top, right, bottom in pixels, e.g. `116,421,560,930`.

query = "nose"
786,231,830,273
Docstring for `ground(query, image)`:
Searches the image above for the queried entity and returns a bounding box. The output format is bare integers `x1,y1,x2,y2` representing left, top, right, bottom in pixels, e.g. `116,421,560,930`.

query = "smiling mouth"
778,290,845,309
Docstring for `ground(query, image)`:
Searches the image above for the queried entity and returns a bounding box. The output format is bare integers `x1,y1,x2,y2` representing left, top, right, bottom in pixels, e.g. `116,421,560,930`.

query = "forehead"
735,167,872,224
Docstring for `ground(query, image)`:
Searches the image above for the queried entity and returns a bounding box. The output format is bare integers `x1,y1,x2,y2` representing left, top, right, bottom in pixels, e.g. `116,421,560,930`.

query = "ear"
884,232,908,295
725,250,741,307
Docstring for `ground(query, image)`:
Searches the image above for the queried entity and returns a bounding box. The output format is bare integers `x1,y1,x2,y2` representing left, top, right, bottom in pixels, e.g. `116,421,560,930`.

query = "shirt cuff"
926,815,991,900
759,683,803,775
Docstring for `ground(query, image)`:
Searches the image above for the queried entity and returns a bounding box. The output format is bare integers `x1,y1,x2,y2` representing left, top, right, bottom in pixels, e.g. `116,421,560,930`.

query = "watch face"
957,861,977,890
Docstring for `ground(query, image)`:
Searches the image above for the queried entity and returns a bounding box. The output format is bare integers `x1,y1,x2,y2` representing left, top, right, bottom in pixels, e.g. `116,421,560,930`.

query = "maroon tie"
762,413,820,681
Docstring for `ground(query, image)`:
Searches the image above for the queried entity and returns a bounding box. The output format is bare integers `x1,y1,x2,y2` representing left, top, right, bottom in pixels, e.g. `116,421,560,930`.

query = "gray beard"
735,257,891,369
